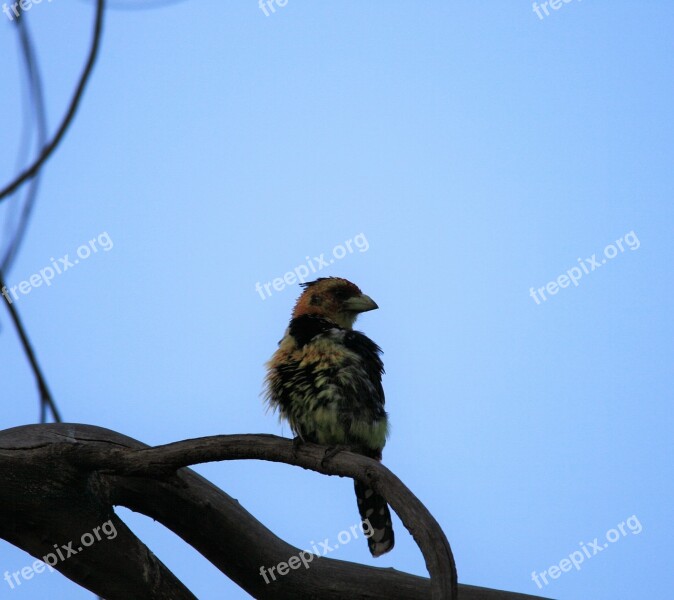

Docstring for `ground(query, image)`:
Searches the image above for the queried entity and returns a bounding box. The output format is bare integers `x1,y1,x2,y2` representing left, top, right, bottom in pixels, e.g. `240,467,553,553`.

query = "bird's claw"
321,444,351,467
291,436,304,458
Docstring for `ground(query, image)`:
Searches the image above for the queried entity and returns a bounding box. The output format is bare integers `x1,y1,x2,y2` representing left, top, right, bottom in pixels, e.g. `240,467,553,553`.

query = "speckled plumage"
264,277,394,557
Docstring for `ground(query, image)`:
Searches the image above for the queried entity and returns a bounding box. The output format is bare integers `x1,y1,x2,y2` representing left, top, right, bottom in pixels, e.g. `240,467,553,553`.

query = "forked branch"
0,424,551,600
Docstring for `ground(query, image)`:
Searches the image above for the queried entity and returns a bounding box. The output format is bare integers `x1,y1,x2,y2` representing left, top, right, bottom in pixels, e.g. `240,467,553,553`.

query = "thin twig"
1,12,48,272
0,271,61,422
0,0,106,202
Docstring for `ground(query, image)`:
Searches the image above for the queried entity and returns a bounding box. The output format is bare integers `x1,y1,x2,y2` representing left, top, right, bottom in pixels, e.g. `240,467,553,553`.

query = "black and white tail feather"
355,480,395,557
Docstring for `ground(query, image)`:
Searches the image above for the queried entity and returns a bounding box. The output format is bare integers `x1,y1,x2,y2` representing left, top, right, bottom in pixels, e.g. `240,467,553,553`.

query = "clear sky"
1,2,672,599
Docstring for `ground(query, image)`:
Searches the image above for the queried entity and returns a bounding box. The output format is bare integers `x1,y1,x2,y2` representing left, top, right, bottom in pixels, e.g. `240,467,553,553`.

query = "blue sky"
0,1,672,599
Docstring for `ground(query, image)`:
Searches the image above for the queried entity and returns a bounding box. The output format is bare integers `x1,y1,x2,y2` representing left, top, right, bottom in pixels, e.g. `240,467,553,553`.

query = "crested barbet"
264,277,394,557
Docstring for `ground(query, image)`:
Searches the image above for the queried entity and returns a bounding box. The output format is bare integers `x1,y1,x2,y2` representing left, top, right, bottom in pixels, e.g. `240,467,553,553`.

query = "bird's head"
292,277,378,330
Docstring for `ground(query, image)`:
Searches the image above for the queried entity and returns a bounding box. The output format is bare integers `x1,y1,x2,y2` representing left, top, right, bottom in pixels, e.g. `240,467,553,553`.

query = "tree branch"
0,271,61,422
0,0,105,202
0,424,552,600
96,433,457,598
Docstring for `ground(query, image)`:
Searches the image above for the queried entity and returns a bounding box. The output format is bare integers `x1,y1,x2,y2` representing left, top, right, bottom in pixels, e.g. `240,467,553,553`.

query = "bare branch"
95,433,457,598
0,271,61,422
0,424,552,600
0,0,105,202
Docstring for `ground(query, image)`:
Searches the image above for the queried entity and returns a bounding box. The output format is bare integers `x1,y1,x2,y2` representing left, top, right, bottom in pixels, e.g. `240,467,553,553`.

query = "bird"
264,276,394,557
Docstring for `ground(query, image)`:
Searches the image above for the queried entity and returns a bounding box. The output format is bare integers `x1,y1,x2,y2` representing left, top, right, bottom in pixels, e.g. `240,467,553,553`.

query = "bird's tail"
354,480,394,557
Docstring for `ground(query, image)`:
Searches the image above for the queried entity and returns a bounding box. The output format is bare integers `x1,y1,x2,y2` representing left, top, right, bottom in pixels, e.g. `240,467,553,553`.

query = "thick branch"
0,427,194,598
0,424,552,600
96,433,457,598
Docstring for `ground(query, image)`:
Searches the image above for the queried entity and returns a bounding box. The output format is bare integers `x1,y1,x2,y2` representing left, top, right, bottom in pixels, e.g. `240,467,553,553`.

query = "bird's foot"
291,436,305,458
321,444,352,468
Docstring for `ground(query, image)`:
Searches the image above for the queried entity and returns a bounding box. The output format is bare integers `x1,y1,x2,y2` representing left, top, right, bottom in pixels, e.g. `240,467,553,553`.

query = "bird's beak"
343,294,379,313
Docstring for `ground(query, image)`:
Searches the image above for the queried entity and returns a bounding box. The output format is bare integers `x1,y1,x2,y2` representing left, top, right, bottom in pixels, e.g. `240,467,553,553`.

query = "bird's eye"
310,294,322,306
334,289,349,301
